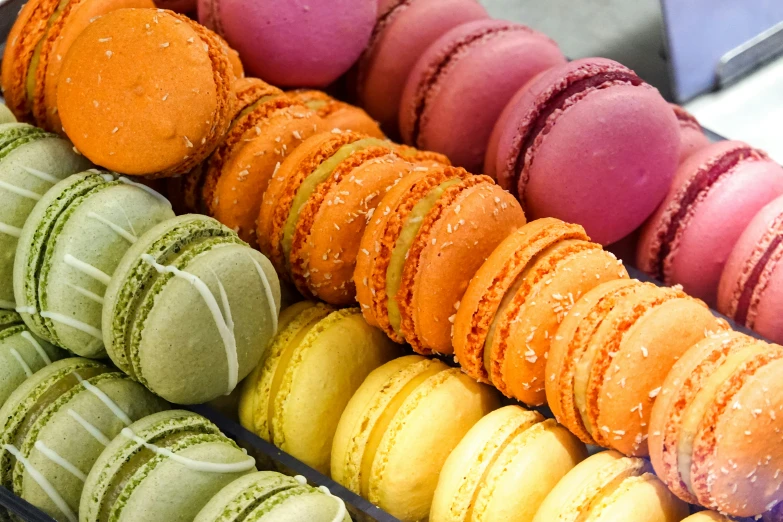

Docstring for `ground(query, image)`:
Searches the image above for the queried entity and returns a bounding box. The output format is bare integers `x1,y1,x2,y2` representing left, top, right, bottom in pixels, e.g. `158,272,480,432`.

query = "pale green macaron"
81,410,257,522
13,171,174,357
0,104,15,124
102,215,281,404
195,471,352,522
0,122,91,310
0,357,169,522
0,310,65,408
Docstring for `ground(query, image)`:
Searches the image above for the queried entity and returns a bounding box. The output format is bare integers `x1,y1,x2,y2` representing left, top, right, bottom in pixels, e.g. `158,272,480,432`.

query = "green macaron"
13,171,174,357
102,215,281,405
0,357,169,522
0,104,16,124
194,471,352,522
0,123,91,310
80,410,256,522
0,310,65,408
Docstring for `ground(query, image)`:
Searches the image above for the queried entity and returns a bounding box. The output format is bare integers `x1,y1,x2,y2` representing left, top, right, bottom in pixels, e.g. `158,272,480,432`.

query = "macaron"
238,302,399,475
57,8,238,177
0,357,169,521
14,171,174,357
649,331,783,517
102,214,281,404
186,80,325,247
288,89,384,138
672,103,710,163
198,0,376,87
355,166,525,355
400,19,565,173
0,311,65,408
637,140,783,305
0,0,155,129
531,450,689,522
430,405,587,522
0,122,91,310
487,57,680,245
80,410,257,522
546,279,727,456
353,0,488,131
453,218,628,406
331,355,499,521
680,513,734,522
0,103,16,124
194,471,351,522
257,131,393,278
153,0,195,13
718,194,783,343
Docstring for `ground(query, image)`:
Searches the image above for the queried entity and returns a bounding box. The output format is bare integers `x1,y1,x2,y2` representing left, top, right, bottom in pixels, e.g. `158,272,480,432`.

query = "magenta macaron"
354,0,488,132
198,0,376,87
671,103,710,163
399,18,565,173
718,194,783,342
485,57,679,246
638,140,783,305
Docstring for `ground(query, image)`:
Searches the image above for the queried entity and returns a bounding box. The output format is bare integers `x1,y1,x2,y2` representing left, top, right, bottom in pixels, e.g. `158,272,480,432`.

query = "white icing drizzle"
39,311,102,339
8,348,32,377
73,373,132,425
20,165,59,184
0,299,15,309
34,441,86,482
116,177,171,207
21,331,53,364
65,282,105,305
0,222,22,238
15,305,37,315
3,444,77,522
248,256,278,336
317,485,347,522
0,179,41,200
67,409,110,446
120,428,256,473
294,475,307,485
141,254,239,393
63,254,111,285
87,212,137,243
118,206,138,238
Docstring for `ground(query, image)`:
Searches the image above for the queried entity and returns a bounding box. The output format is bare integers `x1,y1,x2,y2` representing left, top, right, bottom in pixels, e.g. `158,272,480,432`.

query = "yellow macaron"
238,301,399,475
431,405,587,522
680,513,732,522
331,355,499,521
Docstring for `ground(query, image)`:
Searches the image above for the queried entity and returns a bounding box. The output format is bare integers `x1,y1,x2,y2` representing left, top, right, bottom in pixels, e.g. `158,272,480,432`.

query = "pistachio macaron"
0,104,16,124
194,471,352,522
102,214,280,404
80,410,256,522
453,218,627,405
331,355,499,521
288,89,384,138
0,122,91,310
430,405,587,522
531,450,689,522
547,279,727,456
14,171,174,357
238,301,399,475
0,311,65,408
0,357,169,521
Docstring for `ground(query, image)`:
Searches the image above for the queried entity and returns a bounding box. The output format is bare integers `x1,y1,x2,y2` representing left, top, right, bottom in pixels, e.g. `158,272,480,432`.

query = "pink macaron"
671,103,710,163
154,0,196,13
199,0,377,87
718,194,783,342
355,0,488,133
486,57,680,245
638,140,783,305
398,19,565,173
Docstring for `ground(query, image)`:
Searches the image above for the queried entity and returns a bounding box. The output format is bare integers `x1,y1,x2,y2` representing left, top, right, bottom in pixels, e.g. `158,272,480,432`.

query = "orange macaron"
355,166,525,354
649,331,783,517
547,279,728,456
453,218,627,405
288,89,384,139
57,8,237,177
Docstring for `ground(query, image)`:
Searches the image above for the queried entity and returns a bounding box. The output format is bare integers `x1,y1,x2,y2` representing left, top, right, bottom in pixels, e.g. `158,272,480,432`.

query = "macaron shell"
192,471,302,522
250,487,350,522
401,180,525,354
0,327,64,408
0,104,15,124
585,473,689,522
680,512,733,522
368,368,499,521
356,0,489,129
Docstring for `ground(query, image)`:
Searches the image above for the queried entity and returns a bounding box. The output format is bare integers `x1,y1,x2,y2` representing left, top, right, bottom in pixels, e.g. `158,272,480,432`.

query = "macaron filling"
24,0,71,109
650,145,761,280
512,69,643,199
733,216,783,325
676,343,767,493
386,178,462,334
280,137,388,267
224,481,302,521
